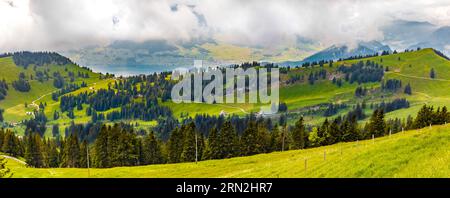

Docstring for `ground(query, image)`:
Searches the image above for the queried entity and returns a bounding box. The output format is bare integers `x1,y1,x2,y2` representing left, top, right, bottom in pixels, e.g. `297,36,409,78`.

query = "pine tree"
440,106,450,124
94,125,109,168
24,133,45,168
218,121,239,158
196,132,205,161
325,119,339,145
62,134,80,168
291,117,307,149
107,124,121,167
0,129,4,149
404,83,412,95
2,130,17,156
413,105,434,129
269,125,282,152
143,131,163,164
52,124,60,137
368,109,386,137
79,140,88,168
241,121,259,156
167,127,184,163
203,128,220,160
0,109,4,122
116,129,138,166
341,116,359,141
47,139,60,167
430,68,436,79
181,122,197,162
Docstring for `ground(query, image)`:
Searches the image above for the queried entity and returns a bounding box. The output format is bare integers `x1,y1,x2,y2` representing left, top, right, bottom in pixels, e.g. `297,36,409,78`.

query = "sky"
1,0,450,52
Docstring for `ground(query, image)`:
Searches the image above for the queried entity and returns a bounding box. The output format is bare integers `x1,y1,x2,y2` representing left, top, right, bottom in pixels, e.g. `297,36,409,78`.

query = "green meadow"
5,123,449,178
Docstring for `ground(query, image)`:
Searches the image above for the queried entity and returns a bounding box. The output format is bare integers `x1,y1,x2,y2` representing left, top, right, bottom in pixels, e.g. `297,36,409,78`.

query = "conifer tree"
413,105,434,129
341,116,359,141
2,130,17,156
218,121,239,158
24,133,45,168
143,131,163,164
291,117,307,149
62,134,80,168
430,68,436,79
167,127,184,163
404,83,412,95
181,122,197,162
325,119,340,145
116,129,138,166
203,128,220,160
47,139,60,168
368,109,386,137
241,121,259,156
269,125,282,152
94,125,110,168
79,140,88,168
0,129,4,149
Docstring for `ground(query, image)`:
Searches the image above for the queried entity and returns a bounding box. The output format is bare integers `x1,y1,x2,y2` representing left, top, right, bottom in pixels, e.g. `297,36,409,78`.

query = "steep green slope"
0,56,102,122
6,123,450,178
341,49,450,121
165,49,450,124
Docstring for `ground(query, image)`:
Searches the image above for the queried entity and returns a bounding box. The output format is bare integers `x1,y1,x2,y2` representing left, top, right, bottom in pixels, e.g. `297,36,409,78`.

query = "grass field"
0,56,103,123
5,123,449,178
165,48,450,124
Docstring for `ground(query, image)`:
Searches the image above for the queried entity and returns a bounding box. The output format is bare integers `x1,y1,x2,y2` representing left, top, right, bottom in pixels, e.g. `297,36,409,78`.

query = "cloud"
0,0,449,52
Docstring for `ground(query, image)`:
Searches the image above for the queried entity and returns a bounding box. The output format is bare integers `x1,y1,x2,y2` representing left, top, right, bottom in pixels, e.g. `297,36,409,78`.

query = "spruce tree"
203,128,220,160
47,139,60,167
291,117,307,149
93,125,109,168
0,129,4,149
79,140,88,168
241,121,259,156
143,131,163,164
342,116,359,141
196,133,205,161
116,130,138,166
24,133,45,168
325,119,339,145
368,109,386,137
218,121,239,158
2,130,16,156
404,83,412,95
181,122,197,162
63,134,80,168
430,68,436,79
167,127,184,163
269,125,282,152
413,105,434,129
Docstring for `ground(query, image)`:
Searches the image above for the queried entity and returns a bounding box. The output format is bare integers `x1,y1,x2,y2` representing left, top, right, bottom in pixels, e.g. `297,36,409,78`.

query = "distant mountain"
408,26,450,55
300,41,391,63
381,20,437,50
63,37,322,74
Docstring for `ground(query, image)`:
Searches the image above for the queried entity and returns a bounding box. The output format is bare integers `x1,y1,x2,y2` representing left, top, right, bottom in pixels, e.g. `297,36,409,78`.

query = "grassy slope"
6,124,450,178
0,56,102,122
166,49,450,123
342,49,450,121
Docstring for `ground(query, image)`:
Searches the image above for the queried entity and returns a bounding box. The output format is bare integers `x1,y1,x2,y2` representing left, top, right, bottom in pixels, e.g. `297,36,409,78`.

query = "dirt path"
1,155,27,166
29,79,110,111
386,72,450,82
30,90,57,110
213,103,249,114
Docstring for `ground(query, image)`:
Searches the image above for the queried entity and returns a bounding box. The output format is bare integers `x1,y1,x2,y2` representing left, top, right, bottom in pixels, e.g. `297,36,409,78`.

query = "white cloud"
0,0,449,52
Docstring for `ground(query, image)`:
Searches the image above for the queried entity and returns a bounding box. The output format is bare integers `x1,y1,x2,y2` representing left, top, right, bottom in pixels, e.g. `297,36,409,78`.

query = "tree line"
1,105,448,168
